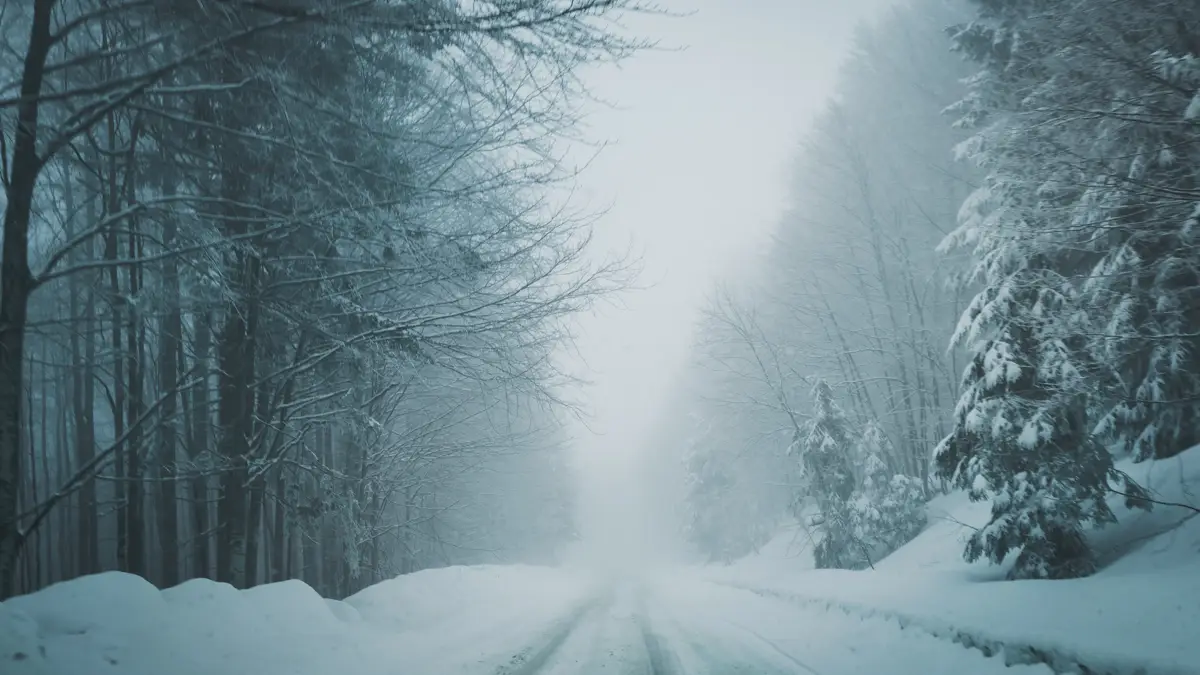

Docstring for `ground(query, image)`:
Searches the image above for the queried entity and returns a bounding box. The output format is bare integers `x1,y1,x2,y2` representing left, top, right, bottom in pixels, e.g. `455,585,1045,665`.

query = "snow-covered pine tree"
793,381,860,569
854,422,899,492
932,253,1118,579
951,0,1200,463
1061,6,1200,462
937,0,1152,579
845,422,926,565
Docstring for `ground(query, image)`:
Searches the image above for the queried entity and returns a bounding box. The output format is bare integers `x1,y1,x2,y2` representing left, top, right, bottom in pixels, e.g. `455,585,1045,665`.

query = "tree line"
0,0,642,600
663,0,1199,579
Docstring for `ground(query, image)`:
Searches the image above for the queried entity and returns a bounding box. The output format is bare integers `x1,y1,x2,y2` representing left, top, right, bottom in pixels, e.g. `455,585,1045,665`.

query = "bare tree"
1,0,647,598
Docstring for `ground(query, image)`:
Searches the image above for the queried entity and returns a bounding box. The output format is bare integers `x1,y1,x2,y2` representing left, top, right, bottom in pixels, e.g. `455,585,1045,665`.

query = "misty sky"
566,0,896,483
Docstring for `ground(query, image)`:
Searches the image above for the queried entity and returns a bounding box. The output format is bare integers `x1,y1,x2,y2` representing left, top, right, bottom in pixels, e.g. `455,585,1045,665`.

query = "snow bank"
0,565,599,675
713,524,816,578
345,564,586,632
0,601,50,675
702,446,1200,675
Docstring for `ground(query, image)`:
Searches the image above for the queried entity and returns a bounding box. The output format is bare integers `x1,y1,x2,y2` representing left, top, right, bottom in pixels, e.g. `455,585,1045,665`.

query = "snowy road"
6,564,1186,675
495,575,1056,675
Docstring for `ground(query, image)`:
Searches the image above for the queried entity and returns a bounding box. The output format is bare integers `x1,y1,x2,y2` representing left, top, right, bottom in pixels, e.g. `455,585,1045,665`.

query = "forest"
3,0,1199,608
3,1,1199,673
662,0,1200,580
0,0,643,600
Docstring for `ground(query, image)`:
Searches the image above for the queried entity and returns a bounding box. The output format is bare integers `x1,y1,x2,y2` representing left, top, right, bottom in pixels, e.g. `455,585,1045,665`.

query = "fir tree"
793,381,859,569
845,423,926,564
936,0,1163,580
1073,26,1200,462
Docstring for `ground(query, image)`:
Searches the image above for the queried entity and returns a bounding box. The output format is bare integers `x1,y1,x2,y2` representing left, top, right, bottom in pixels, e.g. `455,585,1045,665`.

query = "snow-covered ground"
0,565,600,675
2,449,1196,675
698,447,1200,675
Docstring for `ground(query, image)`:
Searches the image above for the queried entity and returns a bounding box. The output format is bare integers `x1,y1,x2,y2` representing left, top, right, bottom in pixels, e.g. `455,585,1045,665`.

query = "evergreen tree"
793,381,859,569
1066,11,1200,462
945,0,1200,463
936,0,1167,579
935,214,1118,579
845,423,926,565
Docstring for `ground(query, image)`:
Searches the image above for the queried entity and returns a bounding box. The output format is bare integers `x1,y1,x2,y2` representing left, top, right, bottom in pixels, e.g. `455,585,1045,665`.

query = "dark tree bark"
125,166,147,580
189,313,212,578
156,194,183,588
215,264,258,587
66,160,100,576
0,0,56,600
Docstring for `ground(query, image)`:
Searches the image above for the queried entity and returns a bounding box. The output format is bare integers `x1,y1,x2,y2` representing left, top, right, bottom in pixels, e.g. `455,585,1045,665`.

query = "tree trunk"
216,278,257,588
66,159,100,577
243,374,271,588
157,212,182,588
27,359,42,589
189,313,212,578
271,470,287,582
56,372,72,582
320,424,339,596
0,0,55,599
215,301,251,587
38,343,51,586
104,109,129,573
244,476,264,588
126,190,147,580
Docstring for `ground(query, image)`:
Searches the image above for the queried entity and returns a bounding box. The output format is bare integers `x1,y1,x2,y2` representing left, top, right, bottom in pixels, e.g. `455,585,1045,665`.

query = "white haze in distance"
562,0,898,573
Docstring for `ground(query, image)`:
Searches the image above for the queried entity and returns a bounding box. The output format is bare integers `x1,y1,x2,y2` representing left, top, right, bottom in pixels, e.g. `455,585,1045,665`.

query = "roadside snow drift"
701,446,1200,675
0,565,598,675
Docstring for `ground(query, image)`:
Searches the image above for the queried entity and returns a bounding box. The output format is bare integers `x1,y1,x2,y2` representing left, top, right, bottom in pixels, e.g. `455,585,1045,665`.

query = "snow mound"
702,446,1200,675
876,489,997,577
345,564,590,632
0,603,50,675
8,572,168,637
324,599,362,624
1095,450,1200,575
0,565,599,675
718,578,1198,675
719,524,816,577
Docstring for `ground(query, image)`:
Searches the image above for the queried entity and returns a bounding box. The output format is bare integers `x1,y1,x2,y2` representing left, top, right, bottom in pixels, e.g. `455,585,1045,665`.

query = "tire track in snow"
497,582,687,675
635,589,686,675
642,584,825,675
639,618,681,675
702,614,826,675
492,591,612,675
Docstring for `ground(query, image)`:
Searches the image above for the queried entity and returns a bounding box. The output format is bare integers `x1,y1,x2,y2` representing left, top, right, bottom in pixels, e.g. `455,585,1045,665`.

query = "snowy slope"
700,447,1200,674
0,565,599,675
